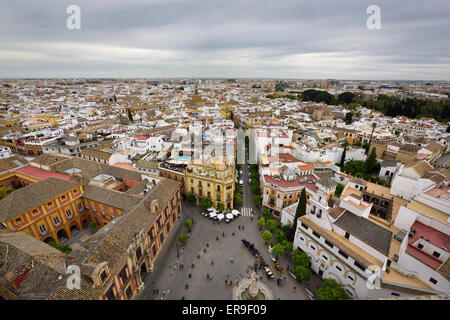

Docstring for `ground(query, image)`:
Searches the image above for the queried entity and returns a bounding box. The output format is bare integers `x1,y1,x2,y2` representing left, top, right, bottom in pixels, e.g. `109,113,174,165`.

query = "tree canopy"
317,279,350,300
183,220,192,231
186,193,196,205
262,230,272,243
291,249,310,268
199,198,213,209
294,265,311,281
272,243,285,257
0,186,14,200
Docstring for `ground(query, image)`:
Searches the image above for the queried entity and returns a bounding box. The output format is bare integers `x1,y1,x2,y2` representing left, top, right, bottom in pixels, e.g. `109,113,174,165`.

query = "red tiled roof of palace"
15,165,71,181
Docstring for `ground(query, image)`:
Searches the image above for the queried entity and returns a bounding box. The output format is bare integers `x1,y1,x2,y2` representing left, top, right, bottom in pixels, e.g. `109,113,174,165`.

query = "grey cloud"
0,0,449,79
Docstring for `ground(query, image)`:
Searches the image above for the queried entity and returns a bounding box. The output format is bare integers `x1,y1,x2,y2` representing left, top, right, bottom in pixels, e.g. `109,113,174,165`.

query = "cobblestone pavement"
136,156,321,300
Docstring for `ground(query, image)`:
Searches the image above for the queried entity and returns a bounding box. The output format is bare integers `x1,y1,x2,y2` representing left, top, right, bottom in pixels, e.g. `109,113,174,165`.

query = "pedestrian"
227,273,229,279
251,217,253,222
242,225,245,230
225,280,228,285
211,260,214,265
230,280,232,286
156,289,159,294
238,225,240,230
207,274,209,280
293,286,296,292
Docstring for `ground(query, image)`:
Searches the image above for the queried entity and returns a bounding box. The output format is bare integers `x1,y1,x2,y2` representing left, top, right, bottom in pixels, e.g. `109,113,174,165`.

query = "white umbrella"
232,210,240,216
207,207,214,212
209,211,217,218
217,213,225,220
226,213,234,219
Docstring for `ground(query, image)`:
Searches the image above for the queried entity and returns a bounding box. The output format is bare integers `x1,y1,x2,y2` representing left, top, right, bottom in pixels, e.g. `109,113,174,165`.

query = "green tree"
262,209,272,221
199,198,213,209
127,108,134,123
366,122,377,154
334,184,344,198
272,243,285,258
275,230,287,242
266,219,277,231
253,194,261,206
0,186,14,200
262,230,272,243
216,203,225,212
186,193,196,205
234,192,243,206
289,188,307,241
291,249,310,268
338,92,357,104
365,147,378,174
317,279,351,300
344,112,353,125
282,240,293,252
294,265,311,281
178,235,188,244
48,242,72,254
183,219,192,232
257,217,266,230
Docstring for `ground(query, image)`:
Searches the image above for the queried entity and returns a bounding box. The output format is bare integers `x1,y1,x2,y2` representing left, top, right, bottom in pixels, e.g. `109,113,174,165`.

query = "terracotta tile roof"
0,177,80,222
82,185,142,210
15,165,71,181
264,174,318,193
0,156,28,173
406,221,450,270
0,230,66,299
48,178,180,300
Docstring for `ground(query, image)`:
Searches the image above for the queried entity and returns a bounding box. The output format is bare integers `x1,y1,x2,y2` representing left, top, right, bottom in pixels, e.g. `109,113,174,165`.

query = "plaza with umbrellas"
200,207,242,223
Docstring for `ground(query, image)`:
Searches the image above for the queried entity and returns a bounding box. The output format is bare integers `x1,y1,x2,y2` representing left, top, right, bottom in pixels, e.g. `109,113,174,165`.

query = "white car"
239,179,243,186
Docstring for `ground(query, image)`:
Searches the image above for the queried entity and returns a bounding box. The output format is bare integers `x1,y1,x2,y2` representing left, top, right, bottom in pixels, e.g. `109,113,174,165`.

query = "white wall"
390,175,435,200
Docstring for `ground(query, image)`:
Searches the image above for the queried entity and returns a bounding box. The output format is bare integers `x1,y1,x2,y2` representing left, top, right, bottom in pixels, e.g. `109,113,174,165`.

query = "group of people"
277,276,287,286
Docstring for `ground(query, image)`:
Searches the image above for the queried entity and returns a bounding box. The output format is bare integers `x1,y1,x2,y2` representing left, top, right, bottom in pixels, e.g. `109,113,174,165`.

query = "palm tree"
366,122,377,155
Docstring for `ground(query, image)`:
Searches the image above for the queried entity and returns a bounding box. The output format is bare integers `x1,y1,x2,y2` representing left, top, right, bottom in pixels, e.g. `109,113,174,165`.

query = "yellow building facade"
6,184,88,245
185,162,235,210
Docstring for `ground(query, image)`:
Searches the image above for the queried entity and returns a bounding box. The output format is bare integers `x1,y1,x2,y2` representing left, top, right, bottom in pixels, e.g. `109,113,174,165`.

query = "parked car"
248,178,252,184
265,266,274,279
239,179,243,186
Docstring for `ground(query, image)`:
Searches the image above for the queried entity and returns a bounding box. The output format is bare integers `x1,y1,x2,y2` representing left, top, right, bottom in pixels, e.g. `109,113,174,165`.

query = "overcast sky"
0,0,449,80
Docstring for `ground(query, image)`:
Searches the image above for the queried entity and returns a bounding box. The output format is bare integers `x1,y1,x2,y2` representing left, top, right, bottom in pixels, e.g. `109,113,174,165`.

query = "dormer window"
136,247,143,260
105,284,116,300
100,270,108,282
432,251,441,259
